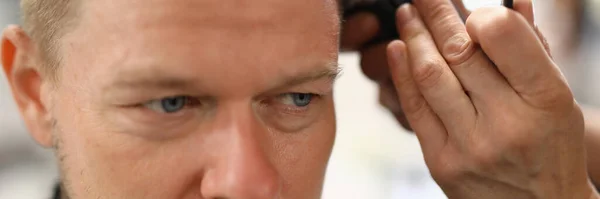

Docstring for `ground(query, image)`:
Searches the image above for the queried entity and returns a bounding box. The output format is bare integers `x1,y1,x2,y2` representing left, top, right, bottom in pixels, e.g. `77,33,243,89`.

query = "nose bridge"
202,102,281,199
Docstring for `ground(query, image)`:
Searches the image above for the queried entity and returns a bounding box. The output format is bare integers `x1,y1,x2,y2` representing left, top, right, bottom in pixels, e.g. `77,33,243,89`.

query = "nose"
201,107,282,199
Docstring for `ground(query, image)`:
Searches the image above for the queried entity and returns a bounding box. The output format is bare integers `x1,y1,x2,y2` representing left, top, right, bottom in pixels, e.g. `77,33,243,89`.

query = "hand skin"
388,1,596,198
583,105,600,187
341,0,600,197
339,0,470,130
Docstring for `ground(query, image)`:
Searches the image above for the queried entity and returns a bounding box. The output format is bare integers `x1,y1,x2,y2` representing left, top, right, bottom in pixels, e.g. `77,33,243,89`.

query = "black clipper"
342,0,411,48
342,0,514,48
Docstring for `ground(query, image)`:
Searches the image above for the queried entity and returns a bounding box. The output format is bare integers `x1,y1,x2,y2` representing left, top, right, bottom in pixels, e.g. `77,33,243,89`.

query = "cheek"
53,96,204,198
274,99,336,197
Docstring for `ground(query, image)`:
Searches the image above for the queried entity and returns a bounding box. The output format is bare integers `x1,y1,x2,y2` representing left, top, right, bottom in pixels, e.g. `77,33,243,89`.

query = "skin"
2,0,340,198
343,0,600,193
2,0,599,198
342,0,600,191
344,0,599,198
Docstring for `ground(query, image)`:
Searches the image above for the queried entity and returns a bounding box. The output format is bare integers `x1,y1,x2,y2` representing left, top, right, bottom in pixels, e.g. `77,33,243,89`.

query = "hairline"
20,0,81,82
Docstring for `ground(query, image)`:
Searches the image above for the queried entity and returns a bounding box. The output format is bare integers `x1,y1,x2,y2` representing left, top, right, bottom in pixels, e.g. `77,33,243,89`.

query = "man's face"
47,0,339,198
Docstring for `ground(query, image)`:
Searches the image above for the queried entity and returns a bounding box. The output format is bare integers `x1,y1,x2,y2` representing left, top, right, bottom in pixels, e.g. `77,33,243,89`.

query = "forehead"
59,0,340,93
83,0,339,27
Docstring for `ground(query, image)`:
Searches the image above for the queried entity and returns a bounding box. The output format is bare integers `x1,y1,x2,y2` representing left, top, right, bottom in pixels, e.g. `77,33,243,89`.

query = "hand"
339,0,473,131
386,0,598,198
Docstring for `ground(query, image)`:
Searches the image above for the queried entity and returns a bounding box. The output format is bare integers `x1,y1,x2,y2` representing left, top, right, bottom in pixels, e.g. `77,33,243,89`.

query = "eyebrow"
278,63,341,88
103,62,341,92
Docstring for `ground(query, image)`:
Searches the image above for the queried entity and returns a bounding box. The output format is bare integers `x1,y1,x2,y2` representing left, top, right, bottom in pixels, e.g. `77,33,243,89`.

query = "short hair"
20,0,80,76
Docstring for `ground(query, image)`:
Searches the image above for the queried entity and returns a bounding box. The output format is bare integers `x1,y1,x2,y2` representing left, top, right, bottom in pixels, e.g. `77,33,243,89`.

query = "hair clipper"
342,0,411,48
342,0,515,48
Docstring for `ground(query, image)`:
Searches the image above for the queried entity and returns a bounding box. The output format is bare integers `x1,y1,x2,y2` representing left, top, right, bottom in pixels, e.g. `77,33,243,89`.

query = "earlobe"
2,25,54,147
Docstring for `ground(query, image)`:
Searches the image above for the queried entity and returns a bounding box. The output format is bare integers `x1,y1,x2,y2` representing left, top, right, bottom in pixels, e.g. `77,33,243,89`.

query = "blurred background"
1,0,599,198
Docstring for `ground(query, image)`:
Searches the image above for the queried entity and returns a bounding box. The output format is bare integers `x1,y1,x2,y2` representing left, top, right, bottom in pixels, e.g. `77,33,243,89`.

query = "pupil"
162,97,185,113
293,94,311,107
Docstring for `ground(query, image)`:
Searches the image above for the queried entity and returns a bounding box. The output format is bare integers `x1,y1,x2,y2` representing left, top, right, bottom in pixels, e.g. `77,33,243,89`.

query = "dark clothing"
51,181,600,198
53,183,61,199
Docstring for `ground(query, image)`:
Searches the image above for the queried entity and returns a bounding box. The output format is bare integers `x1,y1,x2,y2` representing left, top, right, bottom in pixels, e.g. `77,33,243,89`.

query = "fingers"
412,0,469,65
514,0,534,25
387,40,446,156
409,1,517,103
466,7,571,109
396,4,475,131
340,12,379,51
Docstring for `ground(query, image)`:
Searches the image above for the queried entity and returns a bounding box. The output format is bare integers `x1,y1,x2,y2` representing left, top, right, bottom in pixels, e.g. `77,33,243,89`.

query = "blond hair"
20,0,80,75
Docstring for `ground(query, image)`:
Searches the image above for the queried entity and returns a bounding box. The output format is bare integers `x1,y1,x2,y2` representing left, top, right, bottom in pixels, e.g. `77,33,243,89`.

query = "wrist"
533,177,597,199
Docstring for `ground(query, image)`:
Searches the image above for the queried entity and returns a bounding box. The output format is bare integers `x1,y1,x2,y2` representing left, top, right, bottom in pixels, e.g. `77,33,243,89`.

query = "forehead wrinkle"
101,65,203,93
87,0,339,34
75,0,341,96
100,61,340,95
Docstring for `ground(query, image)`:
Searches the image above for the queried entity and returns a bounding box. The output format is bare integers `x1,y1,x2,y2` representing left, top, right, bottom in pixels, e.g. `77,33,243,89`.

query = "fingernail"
396,4,416,28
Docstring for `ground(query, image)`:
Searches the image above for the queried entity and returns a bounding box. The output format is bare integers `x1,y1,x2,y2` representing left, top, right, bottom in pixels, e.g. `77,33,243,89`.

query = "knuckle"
520,80,575,112
503,134,534,154
412,60,444,88
442,35,477,67
467,7,517,44
468,141,501,170
400,91,427,117
429,154,466,186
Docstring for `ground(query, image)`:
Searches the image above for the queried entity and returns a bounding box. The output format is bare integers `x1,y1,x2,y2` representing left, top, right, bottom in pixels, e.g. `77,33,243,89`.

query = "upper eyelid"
266,81,335,98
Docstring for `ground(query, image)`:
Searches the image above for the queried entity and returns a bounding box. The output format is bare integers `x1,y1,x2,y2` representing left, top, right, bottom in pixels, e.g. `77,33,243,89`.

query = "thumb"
467,7,570,110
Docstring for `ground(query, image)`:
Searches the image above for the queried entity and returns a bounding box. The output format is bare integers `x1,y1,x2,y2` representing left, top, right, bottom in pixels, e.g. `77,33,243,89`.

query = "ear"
2,25,53,148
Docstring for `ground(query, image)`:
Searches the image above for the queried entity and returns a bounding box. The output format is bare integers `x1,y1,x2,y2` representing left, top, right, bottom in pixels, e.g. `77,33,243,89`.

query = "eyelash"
134,92,322,115
276,93,321,114
133,96,201,113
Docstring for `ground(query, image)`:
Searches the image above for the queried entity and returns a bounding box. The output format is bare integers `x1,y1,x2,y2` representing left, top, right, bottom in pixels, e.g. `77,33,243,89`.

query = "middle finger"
413,0,470,64
397,4,476,132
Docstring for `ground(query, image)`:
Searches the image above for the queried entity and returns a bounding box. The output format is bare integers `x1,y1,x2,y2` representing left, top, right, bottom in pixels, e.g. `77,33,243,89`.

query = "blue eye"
144,96,188,113
281,93,314,107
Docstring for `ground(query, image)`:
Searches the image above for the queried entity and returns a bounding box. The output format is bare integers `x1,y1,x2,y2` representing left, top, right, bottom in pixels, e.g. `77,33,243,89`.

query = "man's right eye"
143,96,197,113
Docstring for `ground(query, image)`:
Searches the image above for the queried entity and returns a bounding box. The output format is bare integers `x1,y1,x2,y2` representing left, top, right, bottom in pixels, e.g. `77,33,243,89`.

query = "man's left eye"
143,96,194,113
279,93,315,107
